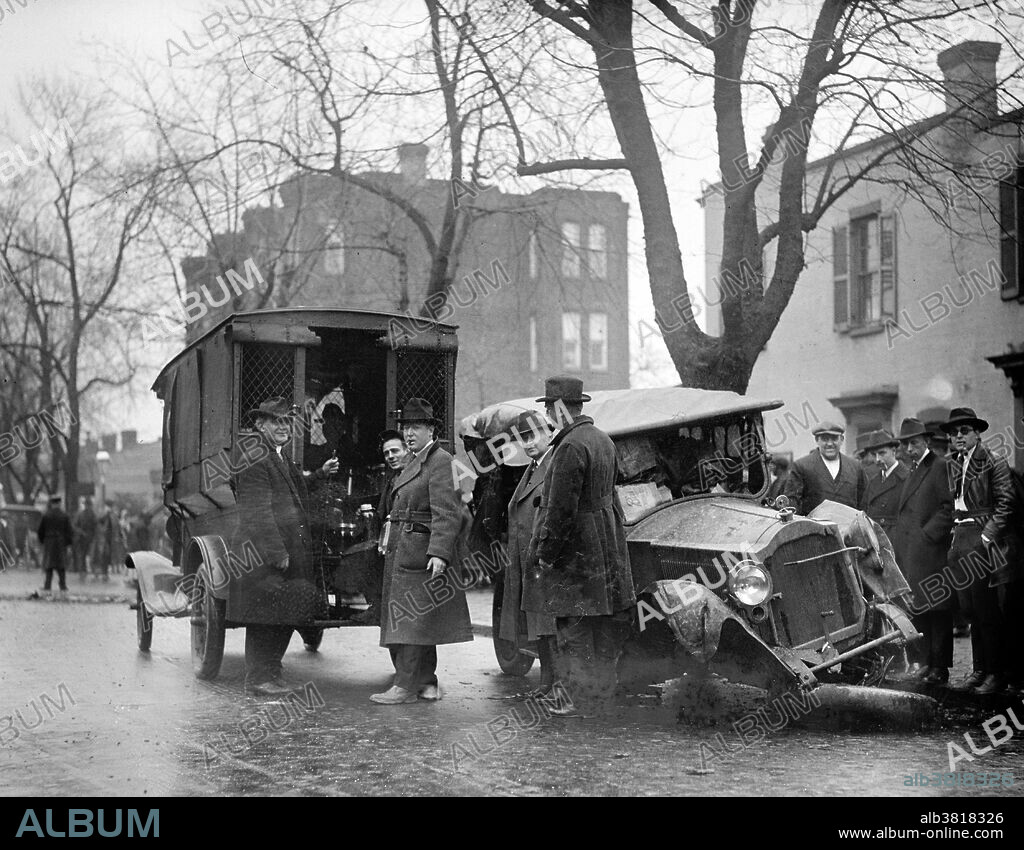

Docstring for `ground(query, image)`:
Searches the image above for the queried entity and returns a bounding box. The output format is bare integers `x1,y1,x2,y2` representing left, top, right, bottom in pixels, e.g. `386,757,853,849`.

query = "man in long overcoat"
784,421,866,515
500,410,558,693
231,397,338,696
72,497,96,574
372,399,473,705
890,418,953,685
38,495,73,594
859,429,909,535
942,406,1017,695
524,376,635,713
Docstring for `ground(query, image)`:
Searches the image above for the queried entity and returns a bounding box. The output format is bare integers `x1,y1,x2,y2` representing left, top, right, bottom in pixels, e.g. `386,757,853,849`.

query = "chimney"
101,433,117,453
120,430,138,449
397,143,429,183
937,41,1001,120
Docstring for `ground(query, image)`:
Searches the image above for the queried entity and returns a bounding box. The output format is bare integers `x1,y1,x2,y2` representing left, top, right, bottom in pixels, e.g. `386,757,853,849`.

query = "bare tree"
481,0,1024,391
0,80,161,502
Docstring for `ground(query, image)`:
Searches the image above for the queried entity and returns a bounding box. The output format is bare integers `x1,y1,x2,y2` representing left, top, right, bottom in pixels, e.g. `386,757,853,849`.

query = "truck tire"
492,582,535,676
190,569,226,680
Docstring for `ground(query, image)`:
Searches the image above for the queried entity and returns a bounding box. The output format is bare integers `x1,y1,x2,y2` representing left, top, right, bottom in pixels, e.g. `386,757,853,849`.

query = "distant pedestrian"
784,421,866,514
890,419,953,685
525,376,636,715
943,407,1015,696
72,497,96,575
91,501,116,581
38,495,73,595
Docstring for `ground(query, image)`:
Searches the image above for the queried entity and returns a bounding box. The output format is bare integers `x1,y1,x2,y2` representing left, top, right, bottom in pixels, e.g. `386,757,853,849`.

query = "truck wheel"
190,570,226,680
299,627,324,652
136,587,153,652
492,583,535,676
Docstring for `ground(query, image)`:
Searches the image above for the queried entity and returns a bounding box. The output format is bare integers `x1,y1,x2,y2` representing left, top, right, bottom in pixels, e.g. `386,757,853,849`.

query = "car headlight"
728,560,772,606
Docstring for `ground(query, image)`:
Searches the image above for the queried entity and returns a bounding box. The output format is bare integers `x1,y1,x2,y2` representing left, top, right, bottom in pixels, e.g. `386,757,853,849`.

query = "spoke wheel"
190,570,225,680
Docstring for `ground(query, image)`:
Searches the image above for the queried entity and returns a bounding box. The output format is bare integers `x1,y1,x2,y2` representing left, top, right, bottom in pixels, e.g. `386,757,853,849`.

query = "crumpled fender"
125,550,188,617
183,535,232,600
641,579,815,691
809,501,912,603
872,601,922,644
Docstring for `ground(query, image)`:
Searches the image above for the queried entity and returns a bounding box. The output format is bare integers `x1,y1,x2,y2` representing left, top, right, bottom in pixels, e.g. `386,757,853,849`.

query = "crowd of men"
779,408,1023,696
237,376,633,714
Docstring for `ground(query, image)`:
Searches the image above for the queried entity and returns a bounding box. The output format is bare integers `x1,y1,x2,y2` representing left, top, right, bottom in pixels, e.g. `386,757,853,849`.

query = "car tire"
190,570,226,680
492,581,535,676
136,587,153,652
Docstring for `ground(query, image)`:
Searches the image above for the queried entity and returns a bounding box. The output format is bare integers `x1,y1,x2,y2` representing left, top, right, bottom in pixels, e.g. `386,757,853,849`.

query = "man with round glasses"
941,407,1015,696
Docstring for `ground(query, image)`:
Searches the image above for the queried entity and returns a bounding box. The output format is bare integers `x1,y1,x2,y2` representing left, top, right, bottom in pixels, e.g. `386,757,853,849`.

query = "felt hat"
862,429,899,451
897,417,932,441
398,398,437,425
940,406,989,434
536,375,591,404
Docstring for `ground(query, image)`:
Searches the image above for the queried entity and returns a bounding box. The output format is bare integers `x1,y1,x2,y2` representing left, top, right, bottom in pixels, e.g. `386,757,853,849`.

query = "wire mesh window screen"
238,344,295,428
396,350,451,438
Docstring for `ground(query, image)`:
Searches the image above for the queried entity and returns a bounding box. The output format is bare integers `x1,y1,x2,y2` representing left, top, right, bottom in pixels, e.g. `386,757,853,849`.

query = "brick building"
703,41,1024,469
183,145,630,419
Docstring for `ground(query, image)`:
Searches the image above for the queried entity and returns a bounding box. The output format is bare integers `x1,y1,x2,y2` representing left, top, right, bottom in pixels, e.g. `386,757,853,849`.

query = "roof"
152,307,458,391
459,385,784,442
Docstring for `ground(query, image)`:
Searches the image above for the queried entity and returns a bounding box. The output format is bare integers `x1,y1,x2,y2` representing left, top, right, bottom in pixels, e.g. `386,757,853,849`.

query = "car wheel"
492,581,535,676
190,570,226,680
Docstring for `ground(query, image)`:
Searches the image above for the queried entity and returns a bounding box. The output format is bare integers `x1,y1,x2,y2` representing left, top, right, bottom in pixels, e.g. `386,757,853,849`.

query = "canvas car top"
458,385,783,441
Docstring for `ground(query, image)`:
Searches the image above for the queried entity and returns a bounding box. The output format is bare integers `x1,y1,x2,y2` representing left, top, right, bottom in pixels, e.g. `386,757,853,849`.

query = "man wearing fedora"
372,398,472,705
784,421,866,515
501,410,558,696
942,406,1015,695
891,418,954,685
231,397,339,696
859,430,908,535
524,376,635,715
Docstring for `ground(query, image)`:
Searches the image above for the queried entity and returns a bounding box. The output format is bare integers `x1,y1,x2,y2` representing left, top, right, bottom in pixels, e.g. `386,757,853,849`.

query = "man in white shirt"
784,421,866,515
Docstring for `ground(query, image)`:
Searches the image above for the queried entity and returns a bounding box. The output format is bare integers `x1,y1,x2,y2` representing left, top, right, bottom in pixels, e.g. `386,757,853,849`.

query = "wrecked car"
461,386,923,702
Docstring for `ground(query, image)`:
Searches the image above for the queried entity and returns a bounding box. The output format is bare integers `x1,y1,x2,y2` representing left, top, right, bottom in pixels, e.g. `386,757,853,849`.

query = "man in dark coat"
784,420,866,515
500,410,558,694
890,418,954,684
859,429,909,535
232,397,338,696
72,497,96,574
372,399,473,705
764,454,790,505
942,406,1016,695
525,376,635,714
38,495,73,594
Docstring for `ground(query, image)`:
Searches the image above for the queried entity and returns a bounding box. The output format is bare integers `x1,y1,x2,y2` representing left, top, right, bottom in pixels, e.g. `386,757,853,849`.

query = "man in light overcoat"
372,399,473,705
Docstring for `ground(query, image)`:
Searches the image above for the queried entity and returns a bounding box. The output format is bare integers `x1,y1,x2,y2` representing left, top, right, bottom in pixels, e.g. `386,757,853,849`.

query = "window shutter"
833,224,849,329
879,213,896,319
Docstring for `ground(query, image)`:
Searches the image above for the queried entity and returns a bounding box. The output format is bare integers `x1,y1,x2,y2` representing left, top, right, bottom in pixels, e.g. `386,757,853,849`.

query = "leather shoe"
537,693,580,717
370,686,418,705
247,680,292,697
922,668,949,685
418,683,442,701
972,674,1004,696
956,670,986,691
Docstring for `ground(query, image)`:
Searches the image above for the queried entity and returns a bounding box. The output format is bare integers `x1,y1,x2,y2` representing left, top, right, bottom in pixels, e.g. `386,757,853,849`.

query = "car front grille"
768,535,859,648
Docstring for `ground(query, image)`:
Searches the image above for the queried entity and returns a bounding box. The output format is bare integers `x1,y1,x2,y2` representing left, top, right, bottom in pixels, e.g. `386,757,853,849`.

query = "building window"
529,232,539,279
323,218,345,275
588,224,607,279
998,165,1023,300
561,222,581,278
833,211,895,331
562,311,581,370
529,316,538,373
588,313,608,371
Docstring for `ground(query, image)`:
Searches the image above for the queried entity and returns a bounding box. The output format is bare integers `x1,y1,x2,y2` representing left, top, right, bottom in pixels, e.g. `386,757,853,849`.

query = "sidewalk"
0,566,495,633
0,566,134,604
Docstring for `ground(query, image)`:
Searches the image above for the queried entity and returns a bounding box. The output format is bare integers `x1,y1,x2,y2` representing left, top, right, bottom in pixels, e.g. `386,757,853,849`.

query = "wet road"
2,597,1024,797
